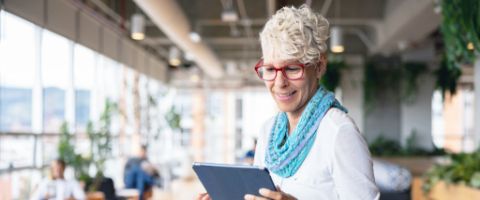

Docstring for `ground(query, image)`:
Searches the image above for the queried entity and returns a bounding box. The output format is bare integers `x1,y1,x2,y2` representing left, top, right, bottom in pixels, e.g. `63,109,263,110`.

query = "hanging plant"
440,0,479,68
363,57,402,112
435,54,462,99
401,62,428,103
320,56,347,92
435,0,478,99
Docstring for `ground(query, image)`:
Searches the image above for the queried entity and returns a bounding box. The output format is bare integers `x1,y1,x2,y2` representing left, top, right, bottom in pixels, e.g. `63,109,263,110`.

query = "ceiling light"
222,7,238,22
131,13,145,40
189,32,202,43
330,26,344,53
169,47,182,66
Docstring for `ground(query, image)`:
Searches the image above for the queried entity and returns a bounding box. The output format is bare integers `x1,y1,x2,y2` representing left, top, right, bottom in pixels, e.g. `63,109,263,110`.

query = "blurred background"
0,0,479,199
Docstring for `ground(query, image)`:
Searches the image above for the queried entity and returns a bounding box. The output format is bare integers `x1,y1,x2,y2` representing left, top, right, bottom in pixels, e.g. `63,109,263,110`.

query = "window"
0,11,36,132
0,135,35,168
97,55,121,134
431,88,475,152
74,44,95,132
41,30,71,133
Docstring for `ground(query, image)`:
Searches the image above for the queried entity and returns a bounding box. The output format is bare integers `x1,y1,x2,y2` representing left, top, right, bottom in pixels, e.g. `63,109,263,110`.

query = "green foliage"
368,132,446,157
85,99,117,191
363,58,428,111
58,123,76,165
321,57,347,92
435,54,462,99
440,0,479,68
436,0,479,99
165,107,181,130
57,99,117,191
368,135,402,156
401,62,428,103
58,123,91,183
363,58,402,112
423,150,480,193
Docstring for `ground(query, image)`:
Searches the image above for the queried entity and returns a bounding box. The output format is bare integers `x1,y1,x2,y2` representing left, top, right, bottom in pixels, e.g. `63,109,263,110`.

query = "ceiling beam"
192,18,381,27
142,37,259,46
372,0,440,54
133,0,224,78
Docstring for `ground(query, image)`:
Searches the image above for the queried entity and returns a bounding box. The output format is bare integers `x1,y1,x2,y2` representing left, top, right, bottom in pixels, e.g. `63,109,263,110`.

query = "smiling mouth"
275,91,296,101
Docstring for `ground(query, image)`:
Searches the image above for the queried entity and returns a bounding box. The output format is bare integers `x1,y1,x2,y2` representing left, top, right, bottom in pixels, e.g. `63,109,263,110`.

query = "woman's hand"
197,192,211,200
244,188,296,200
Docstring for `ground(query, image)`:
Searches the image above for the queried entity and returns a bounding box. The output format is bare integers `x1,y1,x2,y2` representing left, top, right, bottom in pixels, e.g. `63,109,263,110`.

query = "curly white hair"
259,4,329,65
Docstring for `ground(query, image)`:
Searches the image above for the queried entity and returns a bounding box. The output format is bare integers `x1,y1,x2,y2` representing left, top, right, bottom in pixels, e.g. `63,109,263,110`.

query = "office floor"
153,175,205,200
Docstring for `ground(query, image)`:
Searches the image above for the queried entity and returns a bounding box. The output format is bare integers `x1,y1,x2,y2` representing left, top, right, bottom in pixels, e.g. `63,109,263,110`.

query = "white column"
475,56,480,148
399,44,436,150
32,26,43,134
400,70,435,150
341,55,364,133
65,41,75,133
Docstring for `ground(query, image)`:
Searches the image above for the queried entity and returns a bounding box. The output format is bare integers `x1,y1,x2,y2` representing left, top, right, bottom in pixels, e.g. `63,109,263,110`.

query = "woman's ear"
316,54,327,78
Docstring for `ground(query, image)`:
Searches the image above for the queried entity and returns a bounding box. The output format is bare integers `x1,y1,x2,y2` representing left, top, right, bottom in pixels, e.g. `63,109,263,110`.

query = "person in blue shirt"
124,145,158,199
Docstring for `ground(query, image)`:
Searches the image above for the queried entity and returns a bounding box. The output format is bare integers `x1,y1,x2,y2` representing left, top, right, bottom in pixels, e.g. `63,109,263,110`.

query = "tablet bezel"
192,162,276,200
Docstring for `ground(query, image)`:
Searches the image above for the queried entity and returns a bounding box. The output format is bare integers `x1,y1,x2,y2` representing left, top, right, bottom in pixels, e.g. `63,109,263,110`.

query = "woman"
30,159,86,200
199,5,379,200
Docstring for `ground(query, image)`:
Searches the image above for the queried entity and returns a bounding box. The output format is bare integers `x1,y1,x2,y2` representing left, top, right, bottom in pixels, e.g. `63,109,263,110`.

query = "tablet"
192,162,276,200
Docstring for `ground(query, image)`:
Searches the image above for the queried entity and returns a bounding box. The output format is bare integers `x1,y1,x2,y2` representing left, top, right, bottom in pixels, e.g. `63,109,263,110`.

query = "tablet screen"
193,162,276,200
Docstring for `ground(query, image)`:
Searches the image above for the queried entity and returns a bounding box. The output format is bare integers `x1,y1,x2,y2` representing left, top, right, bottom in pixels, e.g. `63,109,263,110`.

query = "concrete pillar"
363,80,402,143
340,55,365,133
475,56,480,149
399,45,436,150
399,71,435,150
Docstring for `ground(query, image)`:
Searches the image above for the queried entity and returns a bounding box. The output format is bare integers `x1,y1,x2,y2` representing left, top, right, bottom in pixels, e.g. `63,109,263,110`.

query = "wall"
341,55,365,133
399,45,436,150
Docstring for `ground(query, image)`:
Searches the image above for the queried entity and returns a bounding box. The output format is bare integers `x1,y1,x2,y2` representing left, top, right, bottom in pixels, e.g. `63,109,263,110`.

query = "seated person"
243,139,257,165
30,159,86,200
124,145,159,200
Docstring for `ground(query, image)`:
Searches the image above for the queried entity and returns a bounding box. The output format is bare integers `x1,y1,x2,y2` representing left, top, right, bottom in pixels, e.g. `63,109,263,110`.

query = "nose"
273,70,288,87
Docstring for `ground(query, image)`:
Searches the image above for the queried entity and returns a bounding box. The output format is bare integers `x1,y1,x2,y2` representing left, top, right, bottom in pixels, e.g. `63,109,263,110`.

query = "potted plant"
419,151,480,200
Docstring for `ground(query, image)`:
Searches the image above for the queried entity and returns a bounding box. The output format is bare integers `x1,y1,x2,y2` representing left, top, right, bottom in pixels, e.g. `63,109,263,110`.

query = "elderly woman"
199,5,379,200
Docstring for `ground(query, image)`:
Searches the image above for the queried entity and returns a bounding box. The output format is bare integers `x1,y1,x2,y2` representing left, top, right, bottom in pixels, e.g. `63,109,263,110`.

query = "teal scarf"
265,86,347,178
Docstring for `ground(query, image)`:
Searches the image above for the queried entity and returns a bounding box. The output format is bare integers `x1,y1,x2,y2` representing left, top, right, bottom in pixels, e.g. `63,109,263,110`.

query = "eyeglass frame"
254,59,308,81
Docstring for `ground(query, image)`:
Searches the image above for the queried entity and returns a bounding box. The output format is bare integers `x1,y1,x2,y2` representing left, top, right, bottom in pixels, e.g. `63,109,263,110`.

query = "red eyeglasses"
254,59,306,81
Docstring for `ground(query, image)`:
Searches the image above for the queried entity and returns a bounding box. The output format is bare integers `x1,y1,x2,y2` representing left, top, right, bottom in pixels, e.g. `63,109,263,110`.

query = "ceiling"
85,0,440,86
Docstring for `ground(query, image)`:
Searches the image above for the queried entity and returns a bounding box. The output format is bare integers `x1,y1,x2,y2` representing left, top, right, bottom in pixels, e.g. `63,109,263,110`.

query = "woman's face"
262,56,324,117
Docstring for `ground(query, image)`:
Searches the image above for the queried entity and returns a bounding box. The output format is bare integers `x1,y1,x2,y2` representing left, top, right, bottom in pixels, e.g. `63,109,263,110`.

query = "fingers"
244,188,283,200
244,194,269,200
197,193,211,200
259,188,282,199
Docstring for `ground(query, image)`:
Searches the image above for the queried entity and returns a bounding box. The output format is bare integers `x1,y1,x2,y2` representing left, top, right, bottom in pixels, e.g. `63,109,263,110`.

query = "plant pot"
412,178,480,200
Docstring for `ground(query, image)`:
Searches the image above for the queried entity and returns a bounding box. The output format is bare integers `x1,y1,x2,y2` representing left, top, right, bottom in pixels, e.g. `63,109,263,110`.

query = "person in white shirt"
198,4,379,200
30,159,86,200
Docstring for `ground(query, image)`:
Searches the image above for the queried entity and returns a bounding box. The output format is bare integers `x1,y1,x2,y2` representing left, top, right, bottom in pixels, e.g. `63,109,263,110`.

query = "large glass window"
97,55,122,134
41,30,71,133
74,44,95,132
0,135,35,169
0,11,36,132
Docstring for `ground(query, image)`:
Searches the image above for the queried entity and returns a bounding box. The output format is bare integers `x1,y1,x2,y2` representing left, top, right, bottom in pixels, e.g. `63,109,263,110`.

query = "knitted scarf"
265,86,347,178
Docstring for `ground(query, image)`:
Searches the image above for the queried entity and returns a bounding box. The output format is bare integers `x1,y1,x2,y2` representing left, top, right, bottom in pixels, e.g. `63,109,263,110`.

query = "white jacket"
254,108,380,200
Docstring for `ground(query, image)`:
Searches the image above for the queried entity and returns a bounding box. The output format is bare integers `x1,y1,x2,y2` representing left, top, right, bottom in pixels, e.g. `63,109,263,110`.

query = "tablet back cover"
192,163,276,200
